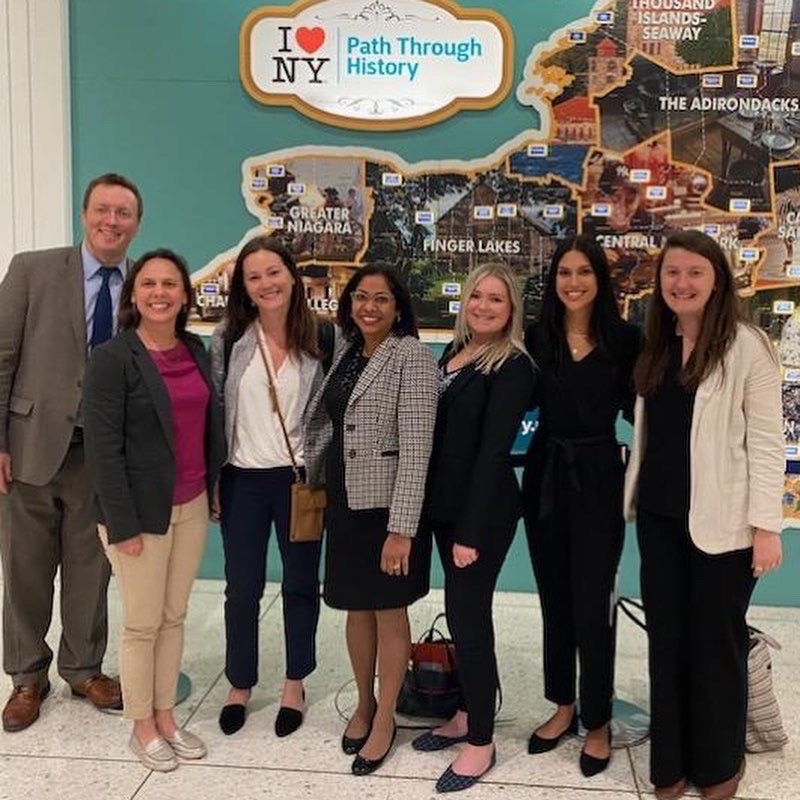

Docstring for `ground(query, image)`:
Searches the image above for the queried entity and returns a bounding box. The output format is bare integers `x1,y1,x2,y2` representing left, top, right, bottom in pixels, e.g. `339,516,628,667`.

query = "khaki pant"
99,492,208,720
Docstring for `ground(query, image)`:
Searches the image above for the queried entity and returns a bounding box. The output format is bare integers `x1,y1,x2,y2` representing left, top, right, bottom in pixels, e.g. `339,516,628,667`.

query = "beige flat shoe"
129,733,179,772
163,727,207,759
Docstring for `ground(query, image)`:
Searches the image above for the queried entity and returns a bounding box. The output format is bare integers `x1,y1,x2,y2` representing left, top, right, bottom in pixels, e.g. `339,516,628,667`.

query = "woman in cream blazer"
624,230,783,800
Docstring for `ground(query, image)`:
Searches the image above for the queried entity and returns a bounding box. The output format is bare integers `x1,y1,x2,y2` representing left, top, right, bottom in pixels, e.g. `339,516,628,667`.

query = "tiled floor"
1,577,797,800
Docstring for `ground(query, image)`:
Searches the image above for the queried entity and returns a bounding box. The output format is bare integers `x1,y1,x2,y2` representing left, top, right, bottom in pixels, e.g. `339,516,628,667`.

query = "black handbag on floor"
397,613,463,719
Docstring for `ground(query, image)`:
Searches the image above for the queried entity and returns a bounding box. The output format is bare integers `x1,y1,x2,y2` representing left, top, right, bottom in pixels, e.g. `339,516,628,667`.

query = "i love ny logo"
273,24,331,84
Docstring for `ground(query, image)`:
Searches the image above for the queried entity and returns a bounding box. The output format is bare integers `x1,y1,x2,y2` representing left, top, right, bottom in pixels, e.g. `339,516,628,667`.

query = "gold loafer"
129,734,178,772
164,727,207,759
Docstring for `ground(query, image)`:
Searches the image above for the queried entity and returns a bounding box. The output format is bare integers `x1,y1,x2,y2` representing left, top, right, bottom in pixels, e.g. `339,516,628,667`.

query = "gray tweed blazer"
304,334,438,537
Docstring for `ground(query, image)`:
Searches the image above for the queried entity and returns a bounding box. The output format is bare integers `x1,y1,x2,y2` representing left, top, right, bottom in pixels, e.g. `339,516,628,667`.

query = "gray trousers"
0,443,110,686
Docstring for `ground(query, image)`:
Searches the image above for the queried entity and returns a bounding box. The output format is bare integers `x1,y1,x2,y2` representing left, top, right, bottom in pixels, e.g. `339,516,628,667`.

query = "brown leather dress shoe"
700,759,745,800
2,680,51,732
655,778,688,800
70,674,122,710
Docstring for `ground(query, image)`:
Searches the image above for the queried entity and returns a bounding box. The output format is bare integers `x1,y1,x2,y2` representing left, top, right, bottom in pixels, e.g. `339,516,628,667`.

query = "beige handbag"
256,329,326,543
746,627,789,752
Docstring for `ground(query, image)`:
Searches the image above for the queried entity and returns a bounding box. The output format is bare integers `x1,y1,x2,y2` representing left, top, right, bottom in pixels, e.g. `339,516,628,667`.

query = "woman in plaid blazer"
304,265,438,776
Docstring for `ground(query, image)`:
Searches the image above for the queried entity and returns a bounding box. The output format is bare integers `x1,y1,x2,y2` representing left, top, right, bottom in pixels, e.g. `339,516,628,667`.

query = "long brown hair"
223,235,318,357
634,230,743,396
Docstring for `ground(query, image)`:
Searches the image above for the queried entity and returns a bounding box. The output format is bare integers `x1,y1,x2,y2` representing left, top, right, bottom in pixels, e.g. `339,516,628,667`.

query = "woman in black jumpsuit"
522,235,639,777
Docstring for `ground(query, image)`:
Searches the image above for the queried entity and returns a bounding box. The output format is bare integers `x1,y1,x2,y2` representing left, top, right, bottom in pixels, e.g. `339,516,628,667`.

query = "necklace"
566,330,591,357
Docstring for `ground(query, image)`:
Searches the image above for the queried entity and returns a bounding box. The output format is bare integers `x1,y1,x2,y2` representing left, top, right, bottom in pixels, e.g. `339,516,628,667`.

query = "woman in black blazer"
411,262,536,793
83,249,225,773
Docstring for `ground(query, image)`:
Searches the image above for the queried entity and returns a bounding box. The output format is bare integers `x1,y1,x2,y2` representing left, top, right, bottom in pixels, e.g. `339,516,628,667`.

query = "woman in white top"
625,230,783,800
210,236,332,737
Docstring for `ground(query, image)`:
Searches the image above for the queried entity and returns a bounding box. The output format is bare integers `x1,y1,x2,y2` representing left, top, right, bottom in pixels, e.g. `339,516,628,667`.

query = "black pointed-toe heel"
579,726,612,777
351,725,397,776
275,689,305,738
218,703,247,735
528,709,578,754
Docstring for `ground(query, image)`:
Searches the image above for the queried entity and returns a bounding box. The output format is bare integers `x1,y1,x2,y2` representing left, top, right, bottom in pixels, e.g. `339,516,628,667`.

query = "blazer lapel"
124,329,175,454
439,346,480,404
348,335,397,405
65,246,87,355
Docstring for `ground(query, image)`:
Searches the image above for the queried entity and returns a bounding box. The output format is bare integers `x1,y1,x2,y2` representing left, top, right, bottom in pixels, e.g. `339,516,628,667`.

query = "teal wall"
70,0,798,604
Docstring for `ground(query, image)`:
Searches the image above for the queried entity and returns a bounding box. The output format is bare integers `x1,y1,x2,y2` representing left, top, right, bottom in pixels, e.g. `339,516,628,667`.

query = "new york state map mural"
190,0,800,515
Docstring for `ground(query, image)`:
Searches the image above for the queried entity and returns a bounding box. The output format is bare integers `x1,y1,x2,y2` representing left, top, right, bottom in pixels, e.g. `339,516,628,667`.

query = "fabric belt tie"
538,433,616,520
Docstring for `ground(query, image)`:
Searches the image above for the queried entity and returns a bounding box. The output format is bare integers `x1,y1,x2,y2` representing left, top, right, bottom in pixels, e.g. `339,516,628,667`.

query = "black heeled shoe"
351,724,397,776
528,709,578,754
219,703,247,735
275,689,305,738
579,726,612,777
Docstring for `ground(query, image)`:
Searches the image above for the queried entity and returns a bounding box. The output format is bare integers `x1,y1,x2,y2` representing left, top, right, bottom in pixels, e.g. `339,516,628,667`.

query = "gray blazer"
208,322,331,458
0,246,97,484
304,334,438,537
83,329,226,544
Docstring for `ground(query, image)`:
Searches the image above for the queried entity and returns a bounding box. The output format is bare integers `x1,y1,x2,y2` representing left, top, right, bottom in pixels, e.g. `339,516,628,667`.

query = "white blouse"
230,345,304,469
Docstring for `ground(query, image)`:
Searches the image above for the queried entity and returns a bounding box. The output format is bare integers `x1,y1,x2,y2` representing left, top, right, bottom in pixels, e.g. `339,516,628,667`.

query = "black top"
323,344,370,502
638,334,696,518
523,321,641,520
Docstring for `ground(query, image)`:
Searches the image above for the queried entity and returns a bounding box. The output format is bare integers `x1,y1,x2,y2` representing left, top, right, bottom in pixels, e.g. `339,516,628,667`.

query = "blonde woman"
411,263,537,792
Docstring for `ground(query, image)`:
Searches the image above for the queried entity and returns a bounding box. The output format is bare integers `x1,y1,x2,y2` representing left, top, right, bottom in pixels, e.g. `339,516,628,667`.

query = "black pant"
523,449,625,730
433,522,515,746
637,509,755,788
220,465,321,687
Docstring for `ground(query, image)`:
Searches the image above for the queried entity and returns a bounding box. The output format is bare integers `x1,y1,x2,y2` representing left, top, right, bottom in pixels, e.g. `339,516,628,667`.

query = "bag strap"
748,625,782,650
255,325,302,483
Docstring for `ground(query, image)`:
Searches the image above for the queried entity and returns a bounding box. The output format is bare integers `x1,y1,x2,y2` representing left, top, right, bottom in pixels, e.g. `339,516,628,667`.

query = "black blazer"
83,328,226,544
424,349,537,547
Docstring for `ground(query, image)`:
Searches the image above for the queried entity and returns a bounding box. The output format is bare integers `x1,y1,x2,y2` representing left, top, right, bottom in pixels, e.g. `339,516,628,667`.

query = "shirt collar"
81,241,128,280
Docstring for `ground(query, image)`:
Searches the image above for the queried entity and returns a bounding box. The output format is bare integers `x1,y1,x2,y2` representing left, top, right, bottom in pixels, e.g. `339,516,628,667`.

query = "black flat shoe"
528,710,578,754
412,730,469,752
435,747,497,793
351,725,397,776
342,699,377,754
219,703,246,735
579,727,612,777
275,705,304,737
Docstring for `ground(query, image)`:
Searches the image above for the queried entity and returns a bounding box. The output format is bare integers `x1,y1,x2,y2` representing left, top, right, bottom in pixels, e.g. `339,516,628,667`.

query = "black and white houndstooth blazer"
304,333,438,537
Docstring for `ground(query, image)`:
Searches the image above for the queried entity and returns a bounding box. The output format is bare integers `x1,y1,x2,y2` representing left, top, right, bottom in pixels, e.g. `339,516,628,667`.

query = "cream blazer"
624,323,785,554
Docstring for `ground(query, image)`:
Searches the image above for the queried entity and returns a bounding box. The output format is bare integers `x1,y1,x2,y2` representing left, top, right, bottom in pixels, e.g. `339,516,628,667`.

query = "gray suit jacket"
304,334,438,537
0,245,91,485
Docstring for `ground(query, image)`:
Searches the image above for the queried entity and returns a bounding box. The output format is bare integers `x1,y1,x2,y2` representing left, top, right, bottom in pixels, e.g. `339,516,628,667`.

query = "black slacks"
523,444,625,730
220,465,321,687
433,521,516,745
637,509,755,788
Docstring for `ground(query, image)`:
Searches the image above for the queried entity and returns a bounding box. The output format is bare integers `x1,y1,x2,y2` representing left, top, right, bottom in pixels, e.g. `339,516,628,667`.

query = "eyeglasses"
350,290,394,307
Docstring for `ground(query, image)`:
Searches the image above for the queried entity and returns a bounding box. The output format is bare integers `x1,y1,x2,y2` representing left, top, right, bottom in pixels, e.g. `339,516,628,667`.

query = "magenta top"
148,341,210,505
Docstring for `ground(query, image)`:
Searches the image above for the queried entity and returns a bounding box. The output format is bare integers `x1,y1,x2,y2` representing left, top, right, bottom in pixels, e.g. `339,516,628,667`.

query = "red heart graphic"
295,27,325,54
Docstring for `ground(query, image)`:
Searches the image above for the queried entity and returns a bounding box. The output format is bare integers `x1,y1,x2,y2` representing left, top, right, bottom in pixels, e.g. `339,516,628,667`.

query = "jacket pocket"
9,395,33,416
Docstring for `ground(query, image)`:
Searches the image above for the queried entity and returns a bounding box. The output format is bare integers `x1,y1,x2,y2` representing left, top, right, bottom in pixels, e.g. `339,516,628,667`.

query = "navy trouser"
220,465,321,687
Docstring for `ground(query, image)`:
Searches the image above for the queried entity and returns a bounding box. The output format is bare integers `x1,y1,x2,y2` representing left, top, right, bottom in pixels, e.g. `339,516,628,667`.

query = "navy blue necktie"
90,268,115,349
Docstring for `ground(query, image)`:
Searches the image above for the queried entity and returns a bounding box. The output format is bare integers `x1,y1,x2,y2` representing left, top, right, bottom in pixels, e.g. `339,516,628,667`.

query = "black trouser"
433,521,516,745
523,446,625,731
637,509,755,788
220,465,322,687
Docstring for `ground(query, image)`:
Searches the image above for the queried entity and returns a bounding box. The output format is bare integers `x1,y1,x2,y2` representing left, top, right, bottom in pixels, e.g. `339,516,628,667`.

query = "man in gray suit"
0,173,142,731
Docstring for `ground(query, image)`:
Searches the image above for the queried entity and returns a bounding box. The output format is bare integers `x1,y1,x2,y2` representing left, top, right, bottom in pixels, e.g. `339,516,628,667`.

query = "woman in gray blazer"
304,265,438,776
83,249,225,772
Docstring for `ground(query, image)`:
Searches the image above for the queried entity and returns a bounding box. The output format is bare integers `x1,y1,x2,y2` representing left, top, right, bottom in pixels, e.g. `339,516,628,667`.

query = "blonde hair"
452,262,528,374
